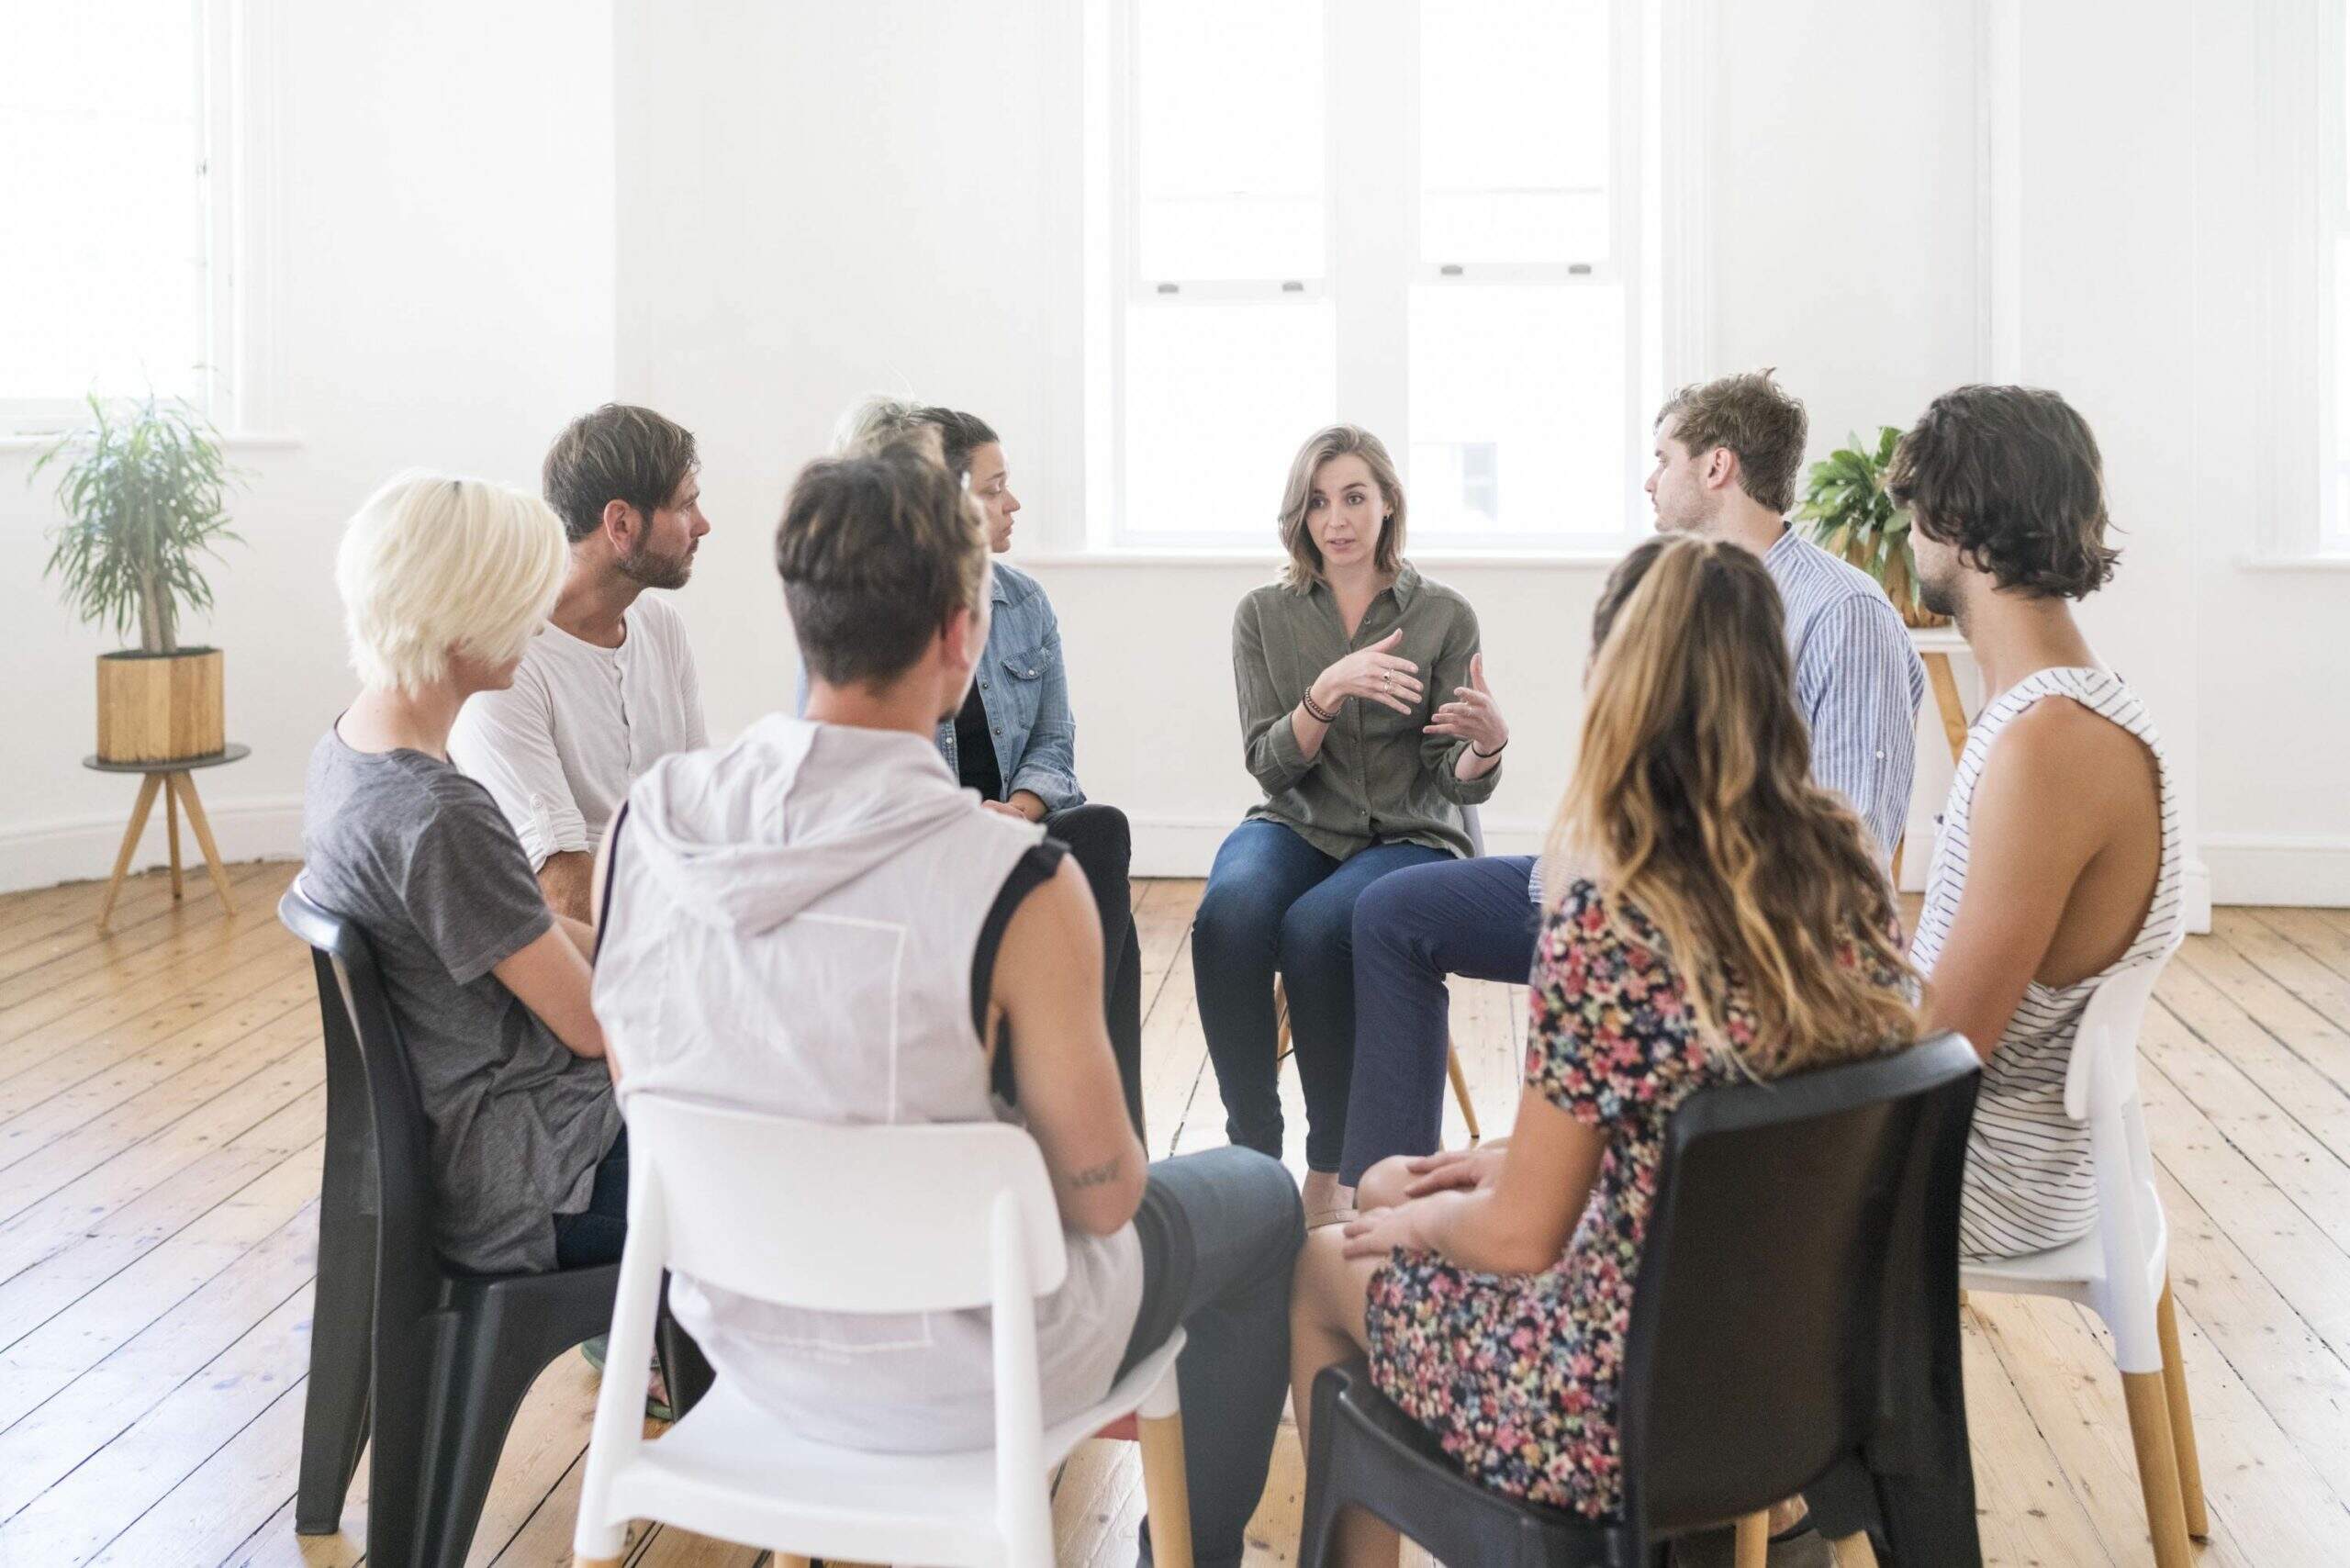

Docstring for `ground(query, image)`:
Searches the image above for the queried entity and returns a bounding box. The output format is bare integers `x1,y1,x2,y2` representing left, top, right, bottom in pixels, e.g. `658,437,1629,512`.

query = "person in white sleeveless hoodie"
1891,386,2183,1260
590,445,1304,1568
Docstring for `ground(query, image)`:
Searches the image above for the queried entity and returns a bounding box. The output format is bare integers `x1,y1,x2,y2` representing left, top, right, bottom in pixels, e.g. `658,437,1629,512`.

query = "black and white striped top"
1908,666,2182,1260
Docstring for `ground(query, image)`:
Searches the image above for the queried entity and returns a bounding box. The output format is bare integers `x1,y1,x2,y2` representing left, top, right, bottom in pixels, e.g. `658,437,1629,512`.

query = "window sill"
0,431,306,454
1014,547,1633,569
2235,552,2350,572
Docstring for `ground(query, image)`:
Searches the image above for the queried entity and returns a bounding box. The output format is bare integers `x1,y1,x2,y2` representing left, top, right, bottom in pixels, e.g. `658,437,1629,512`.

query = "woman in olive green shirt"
1193,425,1509,1222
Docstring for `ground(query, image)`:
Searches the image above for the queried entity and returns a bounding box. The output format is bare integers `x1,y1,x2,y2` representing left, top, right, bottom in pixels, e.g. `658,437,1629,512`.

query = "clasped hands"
1339,1143,1506,1260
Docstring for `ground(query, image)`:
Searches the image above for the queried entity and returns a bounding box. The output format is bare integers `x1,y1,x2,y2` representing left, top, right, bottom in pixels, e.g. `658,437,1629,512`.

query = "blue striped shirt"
1532,530,1923,902
1764,529,1926,864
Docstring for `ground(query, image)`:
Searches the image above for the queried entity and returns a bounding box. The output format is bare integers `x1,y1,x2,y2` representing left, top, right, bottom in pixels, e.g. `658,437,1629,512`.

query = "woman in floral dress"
1288,533,1919,1562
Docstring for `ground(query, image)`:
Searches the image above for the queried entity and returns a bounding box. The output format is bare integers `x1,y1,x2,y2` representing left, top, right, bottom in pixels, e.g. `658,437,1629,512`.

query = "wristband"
1471,736,1508,759
1302,689,1341,724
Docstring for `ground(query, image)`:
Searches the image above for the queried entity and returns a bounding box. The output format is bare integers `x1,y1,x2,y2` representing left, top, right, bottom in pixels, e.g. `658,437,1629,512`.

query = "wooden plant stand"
1893,630,1975,888
84,743,250,932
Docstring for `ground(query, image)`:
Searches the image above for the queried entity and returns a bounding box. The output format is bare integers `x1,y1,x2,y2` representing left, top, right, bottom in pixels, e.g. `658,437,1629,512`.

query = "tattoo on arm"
1069,1157,1123,1189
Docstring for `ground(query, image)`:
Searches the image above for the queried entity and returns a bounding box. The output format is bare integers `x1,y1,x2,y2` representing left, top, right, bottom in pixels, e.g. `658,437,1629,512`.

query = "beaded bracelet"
1301,689,1341,724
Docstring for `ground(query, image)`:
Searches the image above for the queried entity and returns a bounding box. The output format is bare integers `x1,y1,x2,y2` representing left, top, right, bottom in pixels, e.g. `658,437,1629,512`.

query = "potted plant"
1793,424,1947,630
34,392,244,763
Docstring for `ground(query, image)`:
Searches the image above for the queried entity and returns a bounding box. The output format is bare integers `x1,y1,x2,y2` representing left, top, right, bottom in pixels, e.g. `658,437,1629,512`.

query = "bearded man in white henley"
451,405,711,923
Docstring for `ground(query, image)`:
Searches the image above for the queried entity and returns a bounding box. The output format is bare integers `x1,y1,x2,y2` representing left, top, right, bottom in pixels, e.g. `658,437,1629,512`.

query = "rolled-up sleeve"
1235,599,1312,795
446,672,587,871
1798,594,1923,866
1005,605,1085,812
1423,606,1501,807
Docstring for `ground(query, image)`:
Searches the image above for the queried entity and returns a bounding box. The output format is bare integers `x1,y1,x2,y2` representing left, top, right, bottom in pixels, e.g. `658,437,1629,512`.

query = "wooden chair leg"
1273,977,1293,1062
1829,1532,1881,1568
2121,1369,2196,1568
1444,1043,1481,1141
1138,1409,1195,1568
2156,1278,2209,1538
1732,1509,1769,1568
96,773,164,932
769,1558,811,1568
572,1557,624,1568
164,778,184,900
169,772,237,914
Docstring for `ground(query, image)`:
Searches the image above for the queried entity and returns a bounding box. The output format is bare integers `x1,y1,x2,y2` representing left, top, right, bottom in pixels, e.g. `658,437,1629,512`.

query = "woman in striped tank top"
1891,385,2183,1260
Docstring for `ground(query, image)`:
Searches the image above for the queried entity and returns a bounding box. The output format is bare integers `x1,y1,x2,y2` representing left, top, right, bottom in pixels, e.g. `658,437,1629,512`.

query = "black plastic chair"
281,882,703,1568
1299,1032,1984,1568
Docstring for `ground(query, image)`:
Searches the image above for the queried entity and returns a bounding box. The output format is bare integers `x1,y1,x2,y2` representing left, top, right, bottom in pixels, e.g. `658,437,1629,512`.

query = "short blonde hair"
1276,425,1407,591
335,472,566,693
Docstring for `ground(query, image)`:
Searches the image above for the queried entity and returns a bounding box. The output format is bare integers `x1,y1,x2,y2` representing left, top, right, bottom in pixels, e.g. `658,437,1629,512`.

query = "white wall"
5,0,2345,909
610,0,1993,874
0,0,616,890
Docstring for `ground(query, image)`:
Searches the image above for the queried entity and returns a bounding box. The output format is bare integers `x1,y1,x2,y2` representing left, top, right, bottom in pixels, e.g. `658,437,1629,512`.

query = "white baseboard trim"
0,794,306,896
2200,834,2350,910
2183,857,2213,935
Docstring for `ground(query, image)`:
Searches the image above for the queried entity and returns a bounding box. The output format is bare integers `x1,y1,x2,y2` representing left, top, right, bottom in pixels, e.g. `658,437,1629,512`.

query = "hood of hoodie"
622,713,978,935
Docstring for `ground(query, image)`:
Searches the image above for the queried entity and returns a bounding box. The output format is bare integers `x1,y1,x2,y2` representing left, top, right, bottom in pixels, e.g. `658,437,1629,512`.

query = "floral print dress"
1363,877,1900,1518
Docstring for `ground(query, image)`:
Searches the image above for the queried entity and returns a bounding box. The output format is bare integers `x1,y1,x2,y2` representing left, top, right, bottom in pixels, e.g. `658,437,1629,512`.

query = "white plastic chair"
1959,943,2205,1568
571,1098,1191,1568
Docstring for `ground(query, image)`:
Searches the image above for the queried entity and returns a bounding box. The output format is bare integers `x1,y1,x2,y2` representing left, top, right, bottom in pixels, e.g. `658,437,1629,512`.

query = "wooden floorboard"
0,864,2343,1564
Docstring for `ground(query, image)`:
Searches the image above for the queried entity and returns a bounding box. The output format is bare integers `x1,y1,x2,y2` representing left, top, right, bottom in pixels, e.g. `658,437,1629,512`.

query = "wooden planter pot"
96,648,225,764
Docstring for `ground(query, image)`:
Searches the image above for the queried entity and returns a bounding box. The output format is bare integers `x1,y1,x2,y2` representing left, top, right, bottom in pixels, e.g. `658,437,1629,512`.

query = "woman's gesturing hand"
1424,653,1507,754
1312,629,1424,717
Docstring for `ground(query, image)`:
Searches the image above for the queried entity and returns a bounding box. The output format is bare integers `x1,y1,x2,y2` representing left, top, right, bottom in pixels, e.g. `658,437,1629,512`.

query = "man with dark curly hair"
1895,385,2186,1261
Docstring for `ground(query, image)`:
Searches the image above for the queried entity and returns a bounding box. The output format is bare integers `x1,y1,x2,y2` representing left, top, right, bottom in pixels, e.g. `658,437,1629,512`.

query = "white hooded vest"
592,713,1142,1450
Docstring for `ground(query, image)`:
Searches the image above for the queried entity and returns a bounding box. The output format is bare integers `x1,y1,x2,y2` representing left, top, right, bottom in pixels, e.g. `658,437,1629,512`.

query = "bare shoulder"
1986,696,2146,783
1000,854,1101,968
1974,695,2159,853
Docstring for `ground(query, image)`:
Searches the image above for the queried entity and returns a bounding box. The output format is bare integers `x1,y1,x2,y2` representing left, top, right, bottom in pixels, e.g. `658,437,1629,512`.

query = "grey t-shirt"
300,727,621,1274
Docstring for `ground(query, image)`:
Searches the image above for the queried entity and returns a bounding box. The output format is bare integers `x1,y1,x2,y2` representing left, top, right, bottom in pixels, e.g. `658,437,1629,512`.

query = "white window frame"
1080,0,1704,556
1,0,282,440
2326,0,2350,552
2249,0,2348,559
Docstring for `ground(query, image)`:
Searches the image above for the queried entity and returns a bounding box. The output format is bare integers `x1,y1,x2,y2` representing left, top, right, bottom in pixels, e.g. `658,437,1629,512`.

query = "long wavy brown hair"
1546,534,1917,1073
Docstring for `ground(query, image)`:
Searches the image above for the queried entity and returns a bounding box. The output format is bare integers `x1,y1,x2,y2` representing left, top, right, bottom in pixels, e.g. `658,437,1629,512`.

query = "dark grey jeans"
1115,1145,1306,1568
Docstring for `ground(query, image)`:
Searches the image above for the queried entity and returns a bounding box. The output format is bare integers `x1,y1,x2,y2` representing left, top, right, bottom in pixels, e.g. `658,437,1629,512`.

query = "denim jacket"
937,562,1085,812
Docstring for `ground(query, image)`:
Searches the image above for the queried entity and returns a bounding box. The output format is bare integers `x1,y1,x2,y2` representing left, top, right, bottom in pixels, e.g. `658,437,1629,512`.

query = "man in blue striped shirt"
1337,371,1925,1197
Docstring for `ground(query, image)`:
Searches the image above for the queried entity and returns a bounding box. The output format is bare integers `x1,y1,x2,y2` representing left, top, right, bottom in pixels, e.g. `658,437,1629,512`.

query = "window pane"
1123,300,1336,538
0,2,207,406
2337,241,2350,545
1408,283,1626,538
1420,0,1611,263
1136,0,1325,281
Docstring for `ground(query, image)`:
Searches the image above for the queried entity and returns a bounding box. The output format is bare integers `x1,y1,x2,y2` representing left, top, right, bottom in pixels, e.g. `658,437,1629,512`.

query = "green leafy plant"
1794,424,1938,624
33,392,243,655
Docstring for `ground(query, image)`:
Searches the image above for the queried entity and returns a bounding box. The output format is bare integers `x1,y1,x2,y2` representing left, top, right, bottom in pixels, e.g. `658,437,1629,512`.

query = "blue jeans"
1116,1146,1304,1568
1337,854,1541,1185
554,1127,630,1268
1192,819,1451,1172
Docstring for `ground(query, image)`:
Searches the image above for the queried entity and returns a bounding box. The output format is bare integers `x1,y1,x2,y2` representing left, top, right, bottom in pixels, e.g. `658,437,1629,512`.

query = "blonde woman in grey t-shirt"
1195,425,1510,1225
302,472,623,1276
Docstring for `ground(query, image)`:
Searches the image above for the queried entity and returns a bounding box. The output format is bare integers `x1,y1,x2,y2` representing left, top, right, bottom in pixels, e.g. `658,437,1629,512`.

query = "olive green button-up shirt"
1230,562,1500,862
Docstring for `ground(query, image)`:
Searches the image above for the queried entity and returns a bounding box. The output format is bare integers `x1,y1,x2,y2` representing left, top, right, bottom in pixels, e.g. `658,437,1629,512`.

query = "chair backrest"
2062,938,2182,1121
621,1092,1070,1312
279,882,446,1295
1617,1033,1981,1536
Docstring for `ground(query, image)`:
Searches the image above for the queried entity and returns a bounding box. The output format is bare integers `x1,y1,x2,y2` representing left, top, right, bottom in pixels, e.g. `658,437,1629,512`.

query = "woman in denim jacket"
917,407,1146,1136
